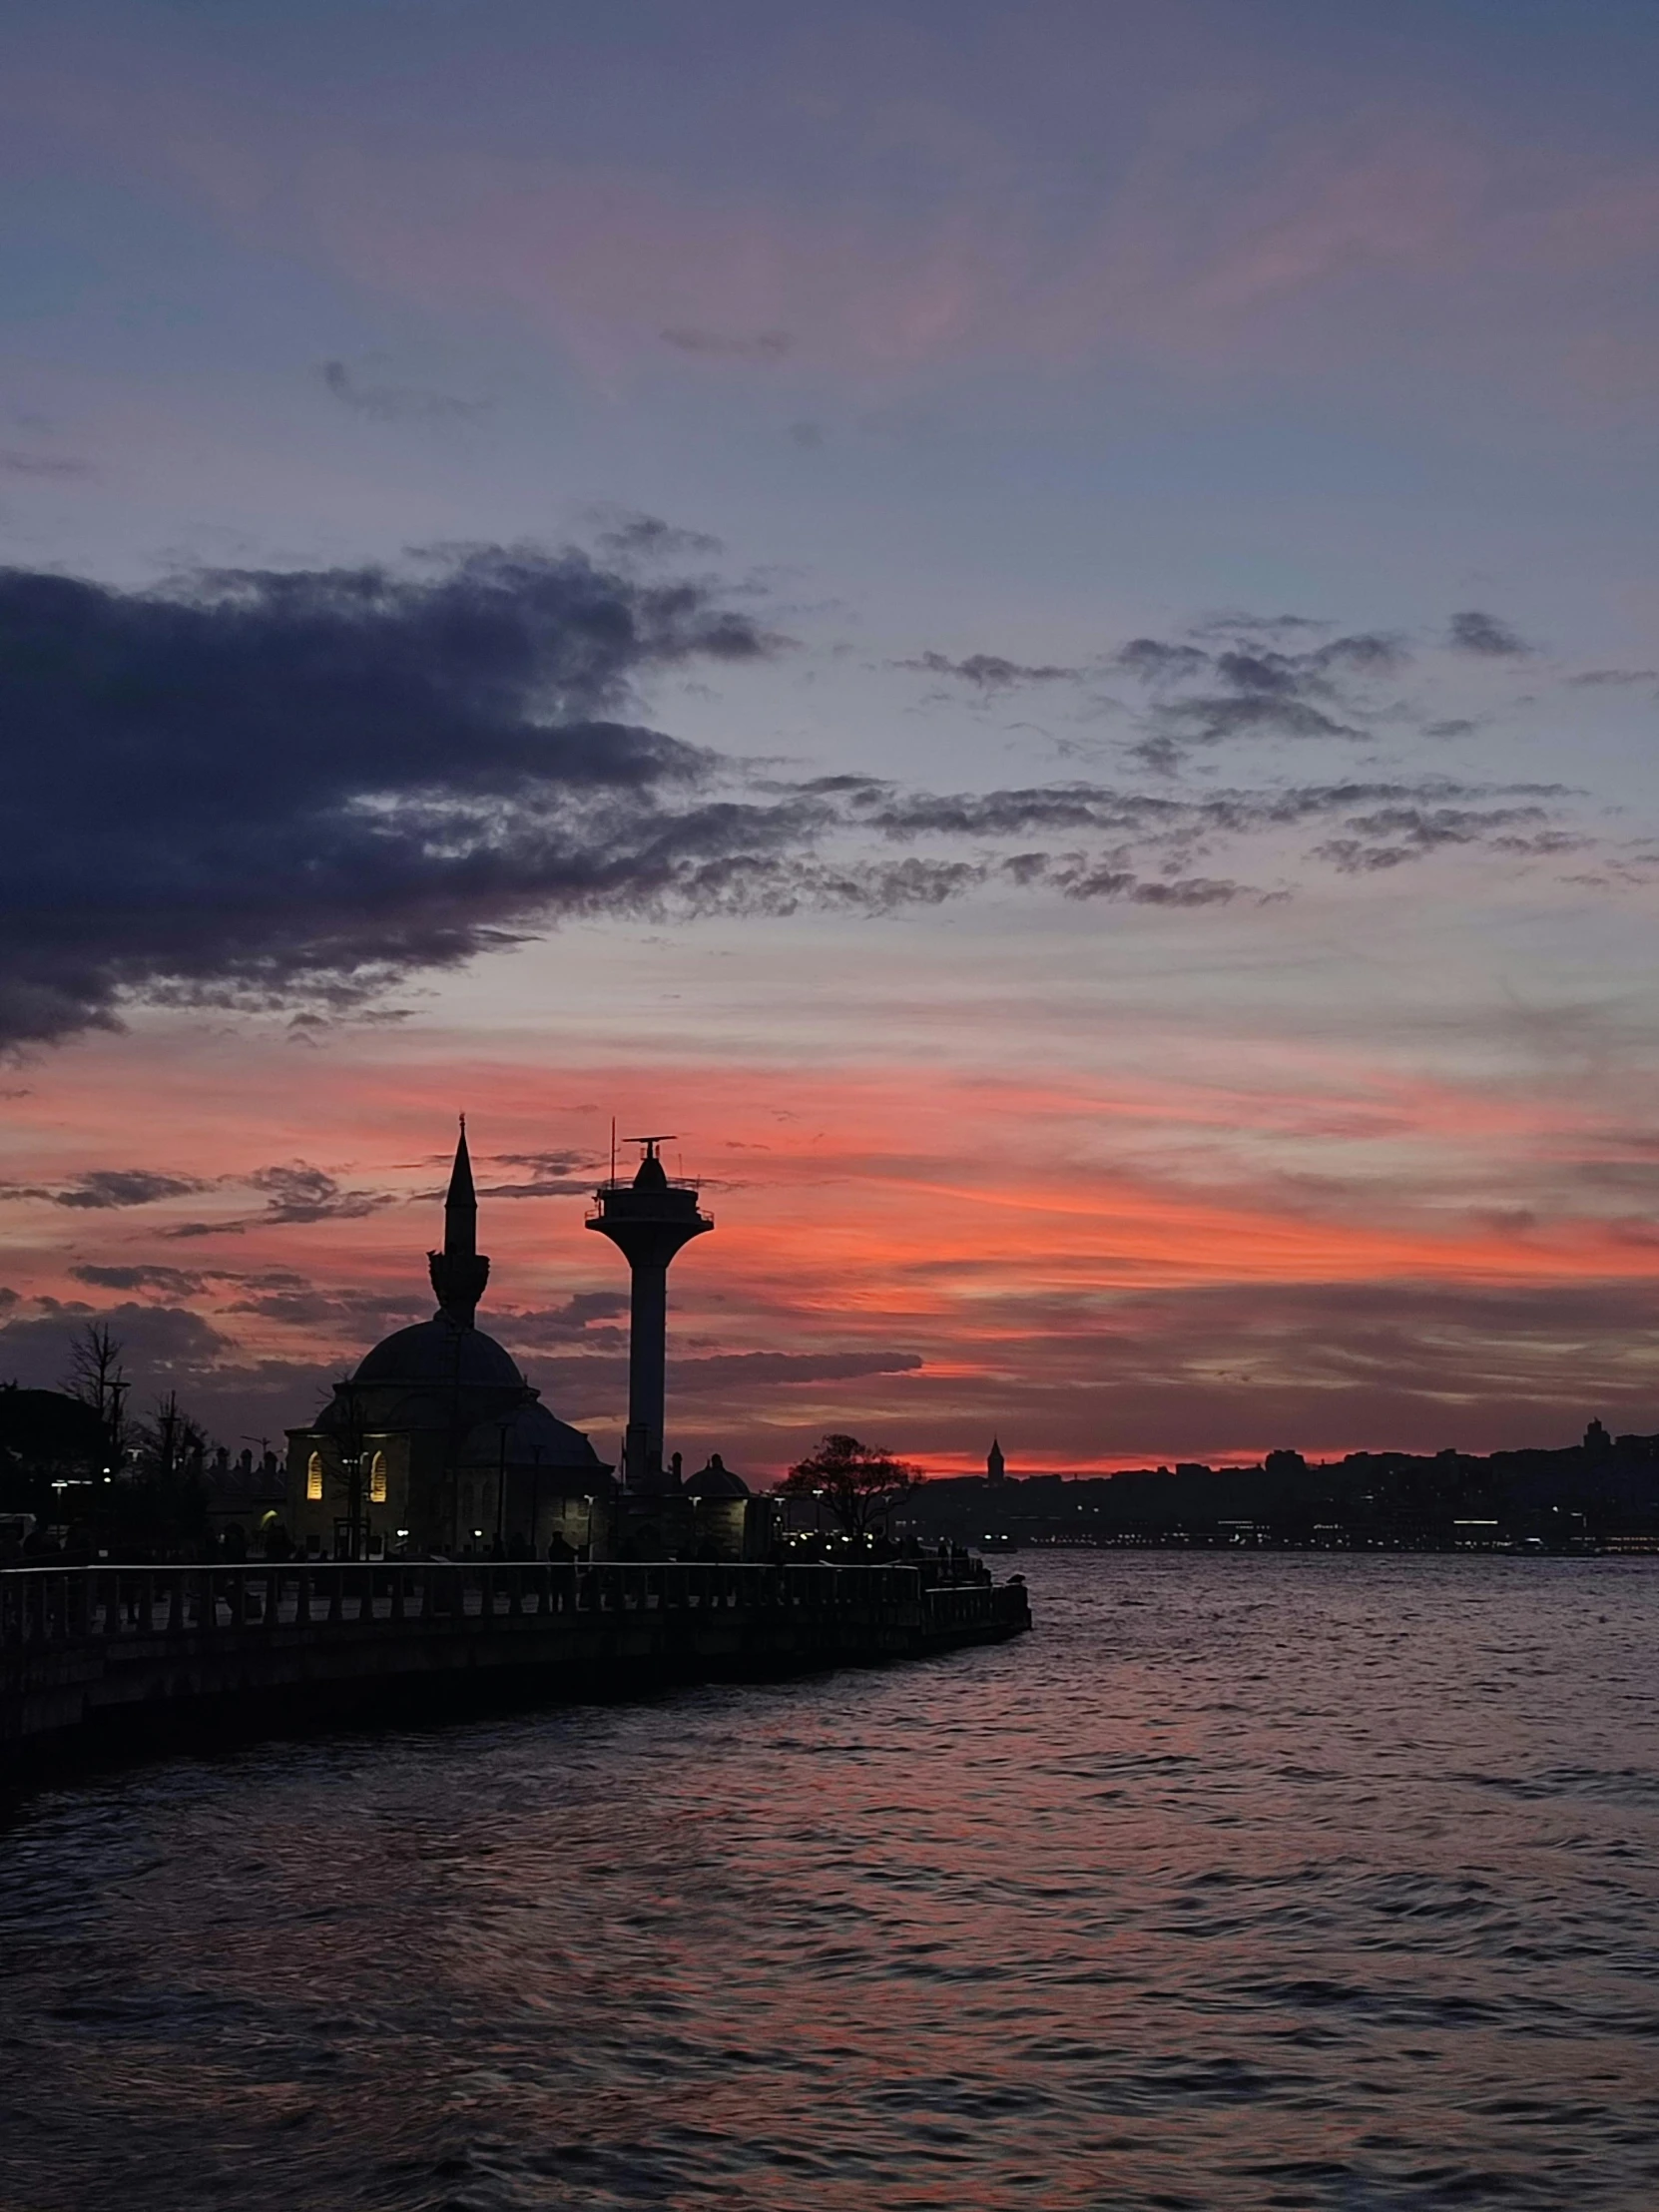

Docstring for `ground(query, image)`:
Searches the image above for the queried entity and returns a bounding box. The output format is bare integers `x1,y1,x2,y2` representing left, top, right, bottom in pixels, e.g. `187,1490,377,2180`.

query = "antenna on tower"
626,1134,677,1161
610,1115,616,1186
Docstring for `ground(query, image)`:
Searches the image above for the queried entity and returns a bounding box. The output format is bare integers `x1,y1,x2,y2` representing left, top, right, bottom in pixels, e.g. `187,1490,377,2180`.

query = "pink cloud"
9,53,1659,406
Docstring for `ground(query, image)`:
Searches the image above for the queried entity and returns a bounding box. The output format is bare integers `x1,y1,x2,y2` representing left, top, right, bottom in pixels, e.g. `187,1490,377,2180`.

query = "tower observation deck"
586,1138,713,1491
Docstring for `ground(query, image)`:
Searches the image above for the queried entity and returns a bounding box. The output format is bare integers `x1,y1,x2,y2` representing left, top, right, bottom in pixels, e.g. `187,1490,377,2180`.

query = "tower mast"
586,1136,712,1491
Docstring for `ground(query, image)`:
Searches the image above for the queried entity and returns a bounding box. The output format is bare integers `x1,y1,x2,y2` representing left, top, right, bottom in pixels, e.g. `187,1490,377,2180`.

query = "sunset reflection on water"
3,1553,1657,2210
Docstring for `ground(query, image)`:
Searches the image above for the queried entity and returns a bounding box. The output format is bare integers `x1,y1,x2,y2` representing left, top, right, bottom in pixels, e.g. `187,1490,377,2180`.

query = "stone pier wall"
1,1559,1031,1770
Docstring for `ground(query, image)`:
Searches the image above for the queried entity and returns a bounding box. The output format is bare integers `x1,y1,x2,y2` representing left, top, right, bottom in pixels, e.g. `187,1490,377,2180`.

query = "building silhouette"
285,1122,610,1556
899,1421,1659,1553
987,1436,1006,1484
586,1137,712,1492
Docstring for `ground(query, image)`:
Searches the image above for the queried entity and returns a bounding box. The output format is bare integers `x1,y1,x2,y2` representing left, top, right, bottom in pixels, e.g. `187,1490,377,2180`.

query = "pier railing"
0,1558,1022,1654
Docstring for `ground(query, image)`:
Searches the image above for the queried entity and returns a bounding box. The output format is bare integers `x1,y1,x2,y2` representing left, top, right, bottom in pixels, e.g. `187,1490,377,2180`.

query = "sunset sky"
4,0,1659,1474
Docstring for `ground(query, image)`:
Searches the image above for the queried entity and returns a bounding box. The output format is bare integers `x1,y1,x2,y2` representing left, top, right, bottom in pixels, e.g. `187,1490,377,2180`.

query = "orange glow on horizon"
5,1012,1659,1467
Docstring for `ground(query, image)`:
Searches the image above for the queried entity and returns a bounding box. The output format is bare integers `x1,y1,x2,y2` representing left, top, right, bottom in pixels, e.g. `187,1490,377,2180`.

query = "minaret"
987,1436,1006,1484
587,1137,712,1491
428,1117,490,1329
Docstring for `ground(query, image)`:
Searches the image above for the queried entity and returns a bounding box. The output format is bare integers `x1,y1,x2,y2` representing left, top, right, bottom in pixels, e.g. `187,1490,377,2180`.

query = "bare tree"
64,1320,128,1466
112,1389,212,1558
139,1389,206,1479
781,1433,922,1543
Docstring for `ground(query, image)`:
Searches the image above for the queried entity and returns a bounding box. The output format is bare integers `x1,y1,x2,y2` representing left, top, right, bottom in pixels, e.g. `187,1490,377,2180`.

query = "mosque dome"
352,1315,525,1391
291,1123,613,1545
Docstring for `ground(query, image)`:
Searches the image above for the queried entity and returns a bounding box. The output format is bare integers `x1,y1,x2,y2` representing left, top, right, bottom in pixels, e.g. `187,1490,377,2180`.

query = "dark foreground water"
3,1554,1658,2212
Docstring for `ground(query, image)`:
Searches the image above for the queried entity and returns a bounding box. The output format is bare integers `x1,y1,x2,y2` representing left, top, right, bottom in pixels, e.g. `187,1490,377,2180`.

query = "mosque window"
369,1449,388,1504
306,1451,323,1501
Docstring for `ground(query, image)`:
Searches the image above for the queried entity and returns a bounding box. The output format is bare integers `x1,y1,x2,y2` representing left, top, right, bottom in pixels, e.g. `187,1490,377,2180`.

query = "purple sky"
3,0,1659,1474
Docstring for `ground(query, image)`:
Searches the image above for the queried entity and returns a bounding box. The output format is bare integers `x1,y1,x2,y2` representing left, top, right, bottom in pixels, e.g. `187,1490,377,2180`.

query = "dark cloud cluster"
246,1165,397,1224
588,512,725,563
477,1146,604,1198
476,1181,595,1199
503,1344,927,1430
1109,626,1410,769
1448,609,1532,658
63,1261,429,1332
0,1168,206,1210
1111,638,1209,684
318,359,489,427
0,1168,204,1211
893,650,1081,690
0,1297,232,1384
495,1292,630,1349
669,1349,923,1391
494,1149,597,1178
1314,802,1582,873
1186,613,1333,641
2,1160,404,1235
834,773,1573,894
221,1287,429,1329
56,1169,204,1210
70,1262,203,1295
0,543,1593,1059
0,545,794,1050
1080,1276,1659,1415
895,611,1547,775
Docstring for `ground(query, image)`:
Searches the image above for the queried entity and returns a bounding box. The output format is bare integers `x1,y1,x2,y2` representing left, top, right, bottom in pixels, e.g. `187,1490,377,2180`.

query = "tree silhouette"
119,1389,210,1556
64,1320,128,1467
782,1432,922,1542
138,1389,206,1481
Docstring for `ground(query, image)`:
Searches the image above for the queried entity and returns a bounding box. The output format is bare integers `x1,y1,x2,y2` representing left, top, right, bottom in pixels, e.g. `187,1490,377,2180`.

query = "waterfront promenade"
1,1558,1030,1769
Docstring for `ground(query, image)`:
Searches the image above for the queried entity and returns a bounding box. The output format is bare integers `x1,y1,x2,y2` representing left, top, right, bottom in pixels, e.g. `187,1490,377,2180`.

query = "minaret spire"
445,1114,478,1255
429,1115,490,1327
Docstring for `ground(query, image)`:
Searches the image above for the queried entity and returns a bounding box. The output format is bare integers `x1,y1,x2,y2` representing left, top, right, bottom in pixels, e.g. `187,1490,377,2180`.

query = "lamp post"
336,1382,365,1561
495,1421,509,1553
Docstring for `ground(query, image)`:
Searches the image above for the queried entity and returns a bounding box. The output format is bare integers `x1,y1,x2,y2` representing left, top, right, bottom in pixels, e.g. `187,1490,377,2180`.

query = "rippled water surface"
3,1553,1658,2210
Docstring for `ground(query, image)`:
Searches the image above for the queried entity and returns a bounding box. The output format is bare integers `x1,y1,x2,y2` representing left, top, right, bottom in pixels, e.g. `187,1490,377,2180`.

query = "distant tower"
587,1137,713,1491
428,1117,489,1328
987,1436,1006,1485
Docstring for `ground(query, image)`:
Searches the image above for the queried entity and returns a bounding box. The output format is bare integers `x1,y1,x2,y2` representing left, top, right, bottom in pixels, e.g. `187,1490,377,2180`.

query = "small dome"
353,1316,524,1390
458,1397,608,1473
683,1452,749,1498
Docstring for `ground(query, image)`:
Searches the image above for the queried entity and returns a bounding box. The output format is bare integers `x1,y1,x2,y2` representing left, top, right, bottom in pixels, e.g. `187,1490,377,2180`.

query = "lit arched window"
306,1450,323,1501
369,1449,388,1503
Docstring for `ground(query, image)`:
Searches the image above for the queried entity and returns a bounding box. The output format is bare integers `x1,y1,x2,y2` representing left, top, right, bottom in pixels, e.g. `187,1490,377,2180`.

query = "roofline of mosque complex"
280,1122,760,1565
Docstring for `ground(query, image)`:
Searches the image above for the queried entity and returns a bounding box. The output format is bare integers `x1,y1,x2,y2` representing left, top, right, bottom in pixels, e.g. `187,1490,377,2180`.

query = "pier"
1,1557,1030,1772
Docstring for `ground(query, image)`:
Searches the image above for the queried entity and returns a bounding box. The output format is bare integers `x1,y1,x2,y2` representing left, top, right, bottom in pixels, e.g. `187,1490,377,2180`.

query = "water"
2,1553,1658,2211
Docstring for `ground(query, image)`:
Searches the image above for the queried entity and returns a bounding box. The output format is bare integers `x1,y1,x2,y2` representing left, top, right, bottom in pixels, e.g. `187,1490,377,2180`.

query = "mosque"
284,1124,768,1561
